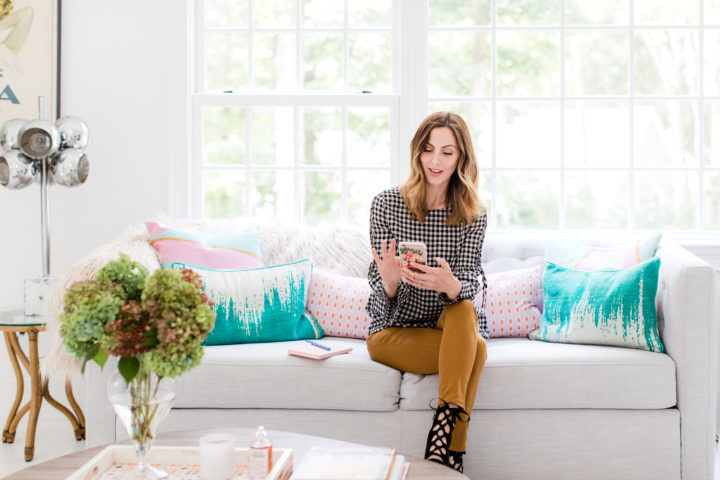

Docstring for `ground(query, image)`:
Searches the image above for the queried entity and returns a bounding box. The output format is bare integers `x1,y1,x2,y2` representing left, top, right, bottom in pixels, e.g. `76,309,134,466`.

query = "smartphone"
398,241,427,272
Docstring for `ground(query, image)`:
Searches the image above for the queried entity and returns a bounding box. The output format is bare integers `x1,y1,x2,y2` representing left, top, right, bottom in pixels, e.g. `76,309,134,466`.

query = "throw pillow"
529,258,664,352
480,266,543,338
544,234,661,271
306,269,372,339
146,221,263,270
169,259,323,346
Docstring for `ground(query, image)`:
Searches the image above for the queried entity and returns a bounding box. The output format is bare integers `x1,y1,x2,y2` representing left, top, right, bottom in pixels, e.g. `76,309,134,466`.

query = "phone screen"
398,241,427,271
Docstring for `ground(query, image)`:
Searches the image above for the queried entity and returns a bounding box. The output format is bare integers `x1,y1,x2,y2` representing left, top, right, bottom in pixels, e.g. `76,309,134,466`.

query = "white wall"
0,0,172,307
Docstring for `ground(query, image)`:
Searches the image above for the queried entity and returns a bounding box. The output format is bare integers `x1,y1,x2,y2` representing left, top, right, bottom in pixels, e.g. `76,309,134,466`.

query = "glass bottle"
249,426,273,479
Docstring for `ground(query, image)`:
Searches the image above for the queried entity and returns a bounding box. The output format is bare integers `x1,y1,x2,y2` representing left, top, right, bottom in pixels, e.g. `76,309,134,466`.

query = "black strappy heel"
448,450,465,473
423,401,466,466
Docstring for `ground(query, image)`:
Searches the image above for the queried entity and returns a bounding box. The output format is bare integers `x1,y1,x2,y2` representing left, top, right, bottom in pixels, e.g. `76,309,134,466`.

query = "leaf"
140,327,159,347
118,356,140,384
93,348,109,369
82,344,100,374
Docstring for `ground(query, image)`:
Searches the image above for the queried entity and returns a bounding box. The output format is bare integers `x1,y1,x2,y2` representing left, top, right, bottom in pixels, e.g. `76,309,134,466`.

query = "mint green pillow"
529,258,664,352
545,234,661,271
170,259,324,346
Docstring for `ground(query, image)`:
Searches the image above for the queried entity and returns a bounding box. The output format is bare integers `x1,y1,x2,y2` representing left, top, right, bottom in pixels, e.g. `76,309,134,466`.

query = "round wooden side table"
0,317,85,461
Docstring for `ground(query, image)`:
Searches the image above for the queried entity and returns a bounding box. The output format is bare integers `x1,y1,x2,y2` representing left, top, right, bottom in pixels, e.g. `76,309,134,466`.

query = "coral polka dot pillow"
478,265,543,338
306,269,371,339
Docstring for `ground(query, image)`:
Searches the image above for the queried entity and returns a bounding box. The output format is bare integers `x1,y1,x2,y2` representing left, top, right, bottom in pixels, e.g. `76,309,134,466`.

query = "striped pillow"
145,221,263,270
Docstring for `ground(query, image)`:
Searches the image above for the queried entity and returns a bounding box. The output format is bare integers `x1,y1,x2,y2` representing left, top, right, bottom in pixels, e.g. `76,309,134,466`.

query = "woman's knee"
476,335,488,363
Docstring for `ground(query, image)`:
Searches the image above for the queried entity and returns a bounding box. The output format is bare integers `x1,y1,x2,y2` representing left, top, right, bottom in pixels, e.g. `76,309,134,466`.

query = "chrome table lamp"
0,96,90,316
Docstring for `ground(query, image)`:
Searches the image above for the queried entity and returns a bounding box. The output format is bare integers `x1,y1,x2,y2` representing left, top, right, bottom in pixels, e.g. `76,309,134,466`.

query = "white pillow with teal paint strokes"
529,257,664,352
169,259,324,346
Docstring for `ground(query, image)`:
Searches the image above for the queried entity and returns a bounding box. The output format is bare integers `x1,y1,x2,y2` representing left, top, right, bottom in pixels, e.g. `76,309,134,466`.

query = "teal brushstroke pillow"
169,259,324,346
545,234,661,271
529,258,664,352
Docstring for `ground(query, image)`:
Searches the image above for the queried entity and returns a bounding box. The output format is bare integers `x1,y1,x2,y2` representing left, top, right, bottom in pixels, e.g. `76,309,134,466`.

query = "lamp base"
24,276,59,317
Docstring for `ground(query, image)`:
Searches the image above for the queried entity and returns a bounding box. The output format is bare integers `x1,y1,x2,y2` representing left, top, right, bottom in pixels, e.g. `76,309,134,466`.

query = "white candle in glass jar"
199,433,236,480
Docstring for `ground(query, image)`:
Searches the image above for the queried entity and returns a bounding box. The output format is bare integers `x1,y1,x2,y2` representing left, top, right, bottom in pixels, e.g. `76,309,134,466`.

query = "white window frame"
168,0,720,242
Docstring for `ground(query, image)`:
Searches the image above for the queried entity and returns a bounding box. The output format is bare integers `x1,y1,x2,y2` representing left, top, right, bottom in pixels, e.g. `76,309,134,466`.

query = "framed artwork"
0,0,59,123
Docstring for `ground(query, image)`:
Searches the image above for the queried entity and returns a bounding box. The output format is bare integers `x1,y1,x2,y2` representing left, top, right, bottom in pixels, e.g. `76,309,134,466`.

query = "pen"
305,339,331,351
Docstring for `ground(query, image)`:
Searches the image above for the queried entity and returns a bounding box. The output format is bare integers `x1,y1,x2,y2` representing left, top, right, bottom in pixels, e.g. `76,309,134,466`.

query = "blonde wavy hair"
399,112,485,226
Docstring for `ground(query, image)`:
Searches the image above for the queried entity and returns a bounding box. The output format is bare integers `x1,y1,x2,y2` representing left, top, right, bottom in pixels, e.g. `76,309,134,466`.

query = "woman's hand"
371,239,402,298
402,257,462,299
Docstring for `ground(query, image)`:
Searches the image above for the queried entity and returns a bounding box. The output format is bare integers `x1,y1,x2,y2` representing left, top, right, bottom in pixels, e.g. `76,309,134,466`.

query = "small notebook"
288,341,353,360
293,447,400,480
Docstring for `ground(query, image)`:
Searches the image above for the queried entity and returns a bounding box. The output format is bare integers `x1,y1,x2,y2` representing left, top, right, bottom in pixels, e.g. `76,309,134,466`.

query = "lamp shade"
52,149,89,187
0,119,26,152
56,116,89,149
18,120,60,159
0,150,37,188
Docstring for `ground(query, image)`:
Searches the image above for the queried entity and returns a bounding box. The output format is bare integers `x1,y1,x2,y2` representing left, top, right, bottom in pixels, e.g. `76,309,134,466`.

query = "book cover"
288,341,353,360
293,447,400,480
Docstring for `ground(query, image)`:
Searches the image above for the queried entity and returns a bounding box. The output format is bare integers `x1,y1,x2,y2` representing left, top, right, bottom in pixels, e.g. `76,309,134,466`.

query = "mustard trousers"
366,299,487,452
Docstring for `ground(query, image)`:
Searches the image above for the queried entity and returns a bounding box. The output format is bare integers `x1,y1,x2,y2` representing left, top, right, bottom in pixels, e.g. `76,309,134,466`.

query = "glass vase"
107,366,176,479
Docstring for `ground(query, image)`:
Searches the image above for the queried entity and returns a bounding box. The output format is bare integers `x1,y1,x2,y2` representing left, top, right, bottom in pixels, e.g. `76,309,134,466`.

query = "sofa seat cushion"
399,337,676,410
173,338,401,411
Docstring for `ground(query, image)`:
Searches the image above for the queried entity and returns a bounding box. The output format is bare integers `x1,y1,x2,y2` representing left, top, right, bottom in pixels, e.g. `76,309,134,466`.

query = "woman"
366,112,488,473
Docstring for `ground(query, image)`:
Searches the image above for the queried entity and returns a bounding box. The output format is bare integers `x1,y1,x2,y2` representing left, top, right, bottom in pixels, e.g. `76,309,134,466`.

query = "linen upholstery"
66,222,716,480
173,339,400,411
400,337,676,410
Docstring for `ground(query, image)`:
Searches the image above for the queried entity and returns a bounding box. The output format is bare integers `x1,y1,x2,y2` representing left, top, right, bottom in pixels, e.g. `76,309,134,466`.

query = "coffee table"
3,428,469,479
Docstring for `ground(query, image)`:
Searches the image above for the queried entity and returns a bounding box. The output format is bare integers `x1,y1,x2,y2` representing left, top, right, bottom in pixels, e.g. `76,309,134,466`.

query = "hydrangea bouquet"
60,254,215,473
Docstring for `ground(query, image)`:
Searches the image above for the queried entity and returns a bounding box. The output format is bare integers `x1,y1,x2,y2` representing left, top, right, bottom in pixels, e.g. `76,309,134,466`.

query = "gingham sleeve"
438,213,487,307
366,193,410,322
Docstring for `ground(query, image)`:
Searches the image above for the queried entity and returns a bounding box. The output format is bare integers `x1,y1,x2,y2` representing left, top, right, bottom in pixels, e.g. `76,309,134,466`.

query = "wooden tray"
66,445,293,480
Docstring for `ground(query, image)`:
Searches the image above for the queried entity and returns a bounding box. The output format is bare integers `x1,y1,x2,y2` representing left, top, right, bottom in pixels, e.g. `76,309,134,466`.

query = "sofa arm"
656,244,718,480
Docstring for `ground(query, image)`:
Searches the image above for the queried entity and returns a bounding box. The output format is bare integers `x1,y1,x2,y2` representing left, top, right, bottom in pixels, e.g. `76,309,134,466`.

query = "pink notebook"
288,341,353,360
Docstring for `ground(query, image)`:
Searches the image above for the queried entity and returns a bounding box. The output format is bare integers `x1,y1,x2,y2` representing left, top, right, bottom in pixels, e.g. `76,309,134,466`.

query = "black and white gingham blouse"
366,187,489,338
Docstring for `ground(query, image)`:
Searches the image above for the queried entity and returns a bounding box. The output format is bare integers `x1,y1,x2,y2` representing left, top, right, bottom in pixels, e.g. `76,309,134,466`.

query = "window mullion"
628,0,635,230
559,0,566,230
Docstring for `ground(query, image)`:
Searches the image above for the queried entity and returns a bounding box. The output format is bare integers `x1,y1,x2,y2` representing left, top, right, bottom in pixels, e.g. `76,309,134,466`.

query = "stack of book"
293,446,409,480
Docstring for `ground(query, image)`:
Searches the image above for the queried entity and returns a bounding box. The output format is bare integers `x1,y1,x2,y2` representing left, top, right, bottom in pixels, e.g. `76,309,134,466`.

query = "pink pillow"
145,221,264,270
306,269,371,339
478,266,543,338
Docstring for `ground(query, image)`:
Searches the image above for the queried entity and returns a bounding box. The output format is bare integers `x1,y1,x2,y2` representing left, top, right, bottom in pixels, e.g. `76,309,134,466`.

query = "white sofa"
45,220,717,480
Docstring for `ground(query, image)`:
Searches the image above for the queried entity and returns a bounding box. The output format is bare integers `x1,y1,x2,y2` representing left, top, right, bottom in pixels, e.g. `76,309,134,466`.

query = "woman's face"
419,126,459,190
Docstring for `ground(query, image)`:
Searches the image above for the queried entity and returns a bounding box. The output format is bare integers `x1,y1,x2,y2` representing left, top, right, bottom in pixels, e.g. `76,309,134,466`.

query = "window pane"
348,0,391,27
348,33,391,92
254,0,295,27
564,0,628,24
565,102,629,168
497,31,560,96
708,0,720,25
254,33,296,90
634,0,697,25
634,102,697,167
301,107,342,166
496,172,559,228
565,31,628,95
304,171,342,224
427,102,492,168
205,32,249,91
497,0,560,25
429,0,491,26
704,172,720,229
705,102,720,166
204,169,245,219
250,170,295,221
428,31,491,97
302,0,343,27
204,0,248,27
203,107,246,165
347,108,390,167
477,171,492,213
303,33,343,90
250,107,294,166
635,172,697,229
634,30,698,95
347,170,392,226
497,102,560,167
565,171,628,229
704,30,720,96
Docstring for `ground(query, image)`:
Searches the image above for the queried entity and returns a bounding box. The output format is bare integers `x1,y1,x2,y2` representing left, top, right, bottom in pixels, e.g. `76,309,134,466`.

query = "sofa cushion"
399,337,675,410
173,338,401,411
482,266,543,338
